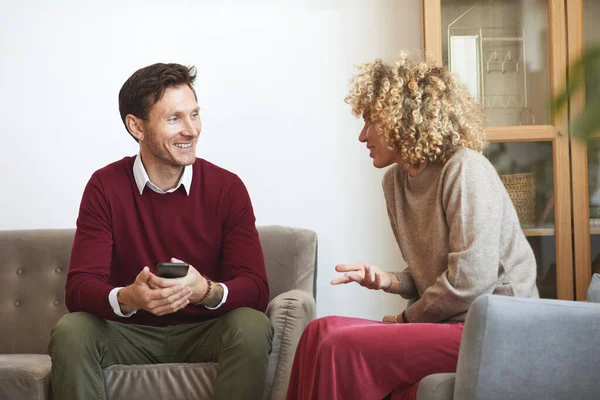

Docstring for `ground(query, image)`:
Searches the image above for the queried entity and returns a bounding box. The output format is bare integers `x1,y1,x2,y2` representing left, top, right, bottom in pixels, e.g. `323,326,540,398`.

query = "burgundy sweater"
66,156,269,326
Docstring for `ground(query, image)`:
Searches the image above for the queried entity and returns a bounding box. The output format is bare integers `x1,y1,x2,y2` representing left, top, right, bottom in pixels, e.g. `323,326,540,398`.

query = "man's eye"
191,112,199,118
167,117,178,122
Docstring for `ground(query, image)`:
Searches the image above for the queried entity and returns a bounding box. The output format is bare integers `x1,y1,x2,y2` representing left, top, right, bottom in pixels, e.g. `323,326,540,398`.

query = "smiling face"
358,119,400,168
139,84,201,169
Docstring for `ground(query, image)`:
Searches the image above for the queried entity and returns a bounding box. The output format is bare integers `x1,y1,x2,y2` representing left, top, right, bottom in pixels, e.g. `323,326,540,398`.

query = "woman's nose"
358,125,368,142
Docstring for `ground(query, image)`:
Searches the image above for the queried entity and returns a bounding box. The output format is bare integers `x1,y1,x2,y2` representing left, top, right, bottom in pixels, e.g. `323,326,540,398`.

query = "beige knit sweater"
383,148,539,323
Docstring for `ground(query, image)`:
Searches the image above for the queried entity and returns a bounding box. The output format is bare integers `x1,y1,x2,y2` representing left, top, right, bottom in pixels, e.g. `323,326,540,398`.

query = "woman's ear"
125,114,145,142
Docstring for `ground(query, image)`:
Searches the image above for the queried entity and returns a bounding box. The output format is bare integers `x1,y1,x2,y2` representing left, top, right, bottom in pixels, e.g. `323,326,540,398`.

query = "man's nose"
182,118,199,137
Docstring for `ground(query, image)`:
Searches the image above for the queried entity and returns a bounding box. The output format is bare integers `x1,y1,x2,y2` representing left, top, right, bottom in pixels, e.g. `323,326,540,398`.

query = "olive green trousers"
48,307,274,400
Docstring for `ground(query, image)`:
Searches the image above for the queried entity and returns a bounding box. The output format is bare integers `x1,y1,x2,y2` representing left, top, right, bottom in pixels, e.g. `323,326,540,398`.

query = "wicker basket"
500,173,536,226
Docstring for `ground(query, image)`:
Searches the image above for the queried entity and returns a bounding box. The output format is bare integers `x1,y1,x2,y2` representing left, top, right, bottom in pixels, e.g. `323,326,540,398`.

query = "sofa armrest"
416,373,455,400
263,289,316,400
455,294,600,400
588,273,600,302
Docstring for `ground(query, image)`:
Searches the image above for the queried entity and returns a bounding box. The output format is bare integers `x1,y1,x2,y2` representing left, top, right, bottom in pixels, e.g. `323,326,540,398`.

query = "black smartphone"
156,262,189,278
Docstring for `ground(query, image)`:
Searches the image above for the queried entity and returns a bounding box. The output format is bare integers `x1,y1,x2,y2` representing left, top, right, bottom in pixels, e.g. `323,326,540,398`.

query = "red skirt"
286,316,463,400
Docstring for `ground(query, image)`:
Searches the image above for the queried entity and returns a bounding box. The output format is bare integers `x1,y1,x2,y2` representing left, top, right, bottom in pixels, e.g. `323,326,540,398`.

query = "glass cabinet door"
487,141,557,298
441,0,551,127
568,0,600,300
424,0,573,299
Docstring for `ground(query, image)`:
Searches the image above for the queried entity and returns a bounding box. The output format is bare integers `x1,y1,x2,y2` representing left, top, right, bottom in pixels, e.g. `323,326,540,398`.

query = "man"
49,63,274,400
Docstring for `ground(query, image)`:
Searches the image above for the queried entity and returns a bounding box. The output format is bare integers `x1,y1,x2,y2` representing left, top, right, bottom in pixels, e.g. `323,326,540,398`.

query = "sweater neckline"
405,163,441,192
140,184,188,199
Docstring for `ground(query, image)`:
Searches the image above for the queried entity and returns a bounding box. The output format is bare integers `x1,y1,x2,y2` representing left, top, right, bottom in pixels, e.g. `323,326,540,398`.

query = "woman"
286,55,539,400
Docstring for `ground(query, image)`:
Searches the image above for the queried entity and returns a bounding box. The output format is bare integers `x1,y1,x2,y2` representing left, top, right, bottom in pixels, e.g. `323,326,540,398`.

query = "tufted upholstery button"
54,267,62,274
14,301,20,307
16,269,23,275
53,300,60,306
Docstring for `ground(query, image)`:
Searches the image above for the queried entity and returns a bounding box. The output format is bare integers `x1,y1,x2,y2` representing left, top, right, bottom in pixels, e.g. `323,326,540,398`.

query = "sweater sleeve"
404,156,504,323
382,167,419,299
65,173,117,319
216,175,270,312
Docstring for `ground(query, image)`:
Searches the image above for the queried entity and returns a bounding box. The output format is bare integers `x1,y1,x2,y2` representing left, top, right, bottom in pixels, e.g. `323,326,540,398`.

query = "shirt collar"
132,154,193,196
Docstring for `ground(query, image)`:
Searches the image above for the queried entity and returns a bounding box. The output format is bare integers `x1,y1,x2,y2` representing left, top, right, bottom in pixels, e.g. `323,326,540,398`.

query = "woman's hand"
330,263,392,291
382,314,403,323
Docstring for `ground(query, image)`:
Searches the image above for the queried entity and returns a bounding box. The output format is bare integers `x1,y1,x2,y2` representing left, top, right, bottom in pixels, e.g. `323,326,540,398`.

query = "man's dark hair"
119,63,197,142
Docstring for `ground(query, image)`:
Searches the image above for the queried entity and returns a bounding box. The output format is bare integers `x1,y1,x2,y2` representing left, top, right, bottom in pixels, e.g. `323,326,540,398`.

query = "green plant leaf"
572,94,600,140
553,45,600,141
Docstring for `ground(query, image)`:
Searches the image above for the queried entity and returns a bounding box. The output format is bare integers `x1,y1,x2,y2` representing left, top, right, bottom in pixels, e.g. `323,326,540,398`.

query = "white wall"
0,0,422,319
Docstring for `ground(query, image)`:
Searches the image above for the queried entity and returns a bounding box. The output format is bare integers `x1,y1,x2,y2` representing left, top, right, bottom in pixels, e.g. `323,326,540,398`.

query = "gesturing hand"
118,267,193,316
330,263,392,291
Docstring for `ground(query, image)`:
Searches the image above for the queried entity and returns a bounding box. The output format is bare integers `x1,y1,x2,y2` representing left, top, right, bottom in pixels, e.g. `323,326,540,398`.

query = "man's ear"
125,114,145,142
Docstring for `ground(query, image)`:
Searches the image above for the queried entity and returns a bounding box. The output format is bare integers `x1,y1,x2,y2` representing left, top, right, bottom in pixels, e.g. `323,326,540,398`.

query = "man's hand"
118,267,193,316
148,258,224,307
330,263,393,291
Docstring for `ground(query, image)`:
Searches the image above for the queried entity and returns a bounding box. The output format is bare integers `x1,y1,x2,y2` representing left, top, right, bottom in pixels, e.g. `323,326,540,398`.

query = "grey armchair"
0,226,317,400
416,294,600,400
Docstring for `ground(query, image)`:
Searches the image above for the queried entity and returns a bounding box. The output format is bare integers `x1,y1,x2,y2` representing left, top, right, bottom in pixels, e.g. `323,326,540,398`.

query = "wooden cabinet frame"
566,0,597,300
423,0,574,300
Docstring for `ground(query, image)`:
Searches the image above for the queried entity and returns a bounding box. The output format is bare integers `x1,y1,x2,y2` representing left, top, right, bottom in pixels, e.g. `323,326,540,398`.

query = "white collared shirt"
132,153,193,195
108,154,229,317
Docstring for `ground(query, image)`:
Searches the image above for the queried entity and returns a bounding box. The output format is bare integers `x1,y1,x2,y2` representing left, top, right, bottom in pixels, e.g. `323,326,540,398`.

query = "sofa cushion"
102,362,218,400
0,354,51,400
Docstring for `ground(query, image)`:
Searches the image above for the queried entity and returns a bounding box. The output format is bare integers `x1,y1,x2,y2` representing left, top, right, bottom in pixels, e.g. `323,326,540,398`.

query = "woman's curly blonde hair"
344,54,487,166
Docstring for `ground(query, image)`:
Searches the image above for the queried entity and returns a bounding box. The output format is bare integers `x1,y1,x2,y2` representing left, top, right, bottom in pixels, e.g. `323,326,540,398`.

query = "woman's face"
358,120,400,168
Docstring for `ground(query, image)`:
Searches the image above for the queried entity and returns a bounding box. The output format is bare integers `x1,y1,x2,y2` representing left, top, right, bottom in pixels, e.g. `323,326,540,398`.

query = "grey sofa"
0,226,317,400
589,273,600,302
416,294,600,400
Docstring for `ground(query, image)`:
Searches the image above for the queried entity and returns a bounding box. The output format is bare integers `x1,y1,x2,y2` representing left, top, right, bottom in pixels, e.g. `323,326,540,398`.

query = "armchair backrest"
455,294,600,400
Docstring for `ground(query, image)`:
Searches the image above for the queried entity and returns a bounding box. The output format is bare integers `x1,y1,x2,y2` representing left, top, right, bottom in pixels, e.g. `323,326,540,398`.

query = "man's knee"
220,308,274,355
49,312,106,356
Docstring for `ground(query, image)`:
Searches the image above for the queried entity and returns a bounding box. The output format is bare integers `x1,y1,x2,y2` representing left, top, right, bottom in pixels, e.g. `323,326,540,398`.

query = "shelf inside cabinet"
524,223,600,236
522,227,555,237
589,219,600,235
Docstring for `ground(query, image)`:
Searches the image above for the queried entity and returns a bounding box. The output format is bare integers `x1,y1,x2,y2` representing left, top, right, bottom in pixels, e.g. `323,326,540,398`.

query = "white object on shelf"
450,35,481,101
